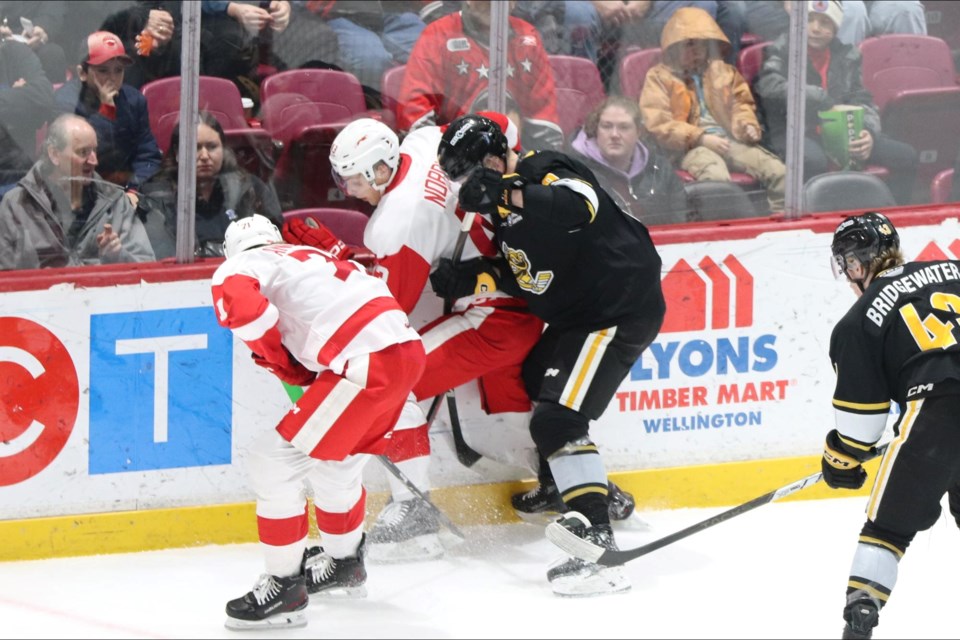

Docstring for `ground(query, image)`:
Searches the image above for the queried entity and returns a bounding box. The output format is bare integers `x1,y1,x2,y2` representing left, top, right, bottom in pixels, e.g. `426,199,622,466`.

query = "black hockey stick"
546,446,888,566
279,382,465,540
430,210,483,468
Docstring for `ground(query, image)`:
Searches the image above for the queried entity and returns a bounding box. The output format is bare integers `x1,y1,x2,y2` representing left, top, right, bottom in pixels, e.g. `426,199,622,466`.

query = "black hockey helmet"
438,114,508,181
830,211,900,283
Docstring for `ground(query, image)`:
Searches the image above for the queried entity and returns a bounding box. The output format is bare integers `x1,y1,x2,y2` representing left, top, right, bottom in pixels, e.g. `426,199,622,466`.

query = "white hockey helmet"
222,214,283,258
329,118,400,193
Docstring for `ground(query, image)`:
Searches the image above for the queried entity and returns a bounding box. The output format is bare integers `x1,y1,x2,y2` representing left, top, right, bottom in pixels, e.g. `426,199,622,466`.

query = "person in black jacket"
0,39,53,194
568,95,690,225
436,113,665,598
753,0,917,204
54,30,161,205
137,111,282,259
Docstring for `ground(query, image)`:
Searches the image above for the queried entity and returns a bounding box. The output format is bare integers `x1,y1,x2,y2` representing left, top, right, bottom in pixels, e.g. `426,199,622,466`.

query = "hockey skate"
546,512,631,597
224,573,308,630
301,535,368,598
512,480,638,525
842,597,880,639
366,496,443,563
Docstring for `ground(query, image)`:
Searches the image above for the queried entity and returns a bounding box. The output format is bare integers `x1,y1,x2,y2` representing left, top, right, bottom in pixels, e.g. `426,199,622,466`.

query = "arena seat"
617,47,661,100
859,35,957,111
802,171,896,213
548,55,606,139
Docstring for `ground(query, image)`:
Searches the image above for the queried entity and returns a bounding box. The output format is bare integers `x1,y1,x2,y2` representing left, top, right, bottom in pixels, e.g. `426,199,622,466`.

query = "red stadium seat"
141,76,249,152
548,55,606,139
737,41,771,87
617,47,661,100
380,64,406,129
140,76,274,179
272,123,372,214
260,69,367,145
859,35,957,112
930,168,954,203
283,207,370,248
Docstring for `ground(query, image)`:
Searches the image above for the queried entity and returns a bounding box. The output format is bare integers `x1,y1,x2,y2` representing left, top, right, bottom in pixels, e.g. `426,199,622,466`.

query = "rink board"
0,208,956,559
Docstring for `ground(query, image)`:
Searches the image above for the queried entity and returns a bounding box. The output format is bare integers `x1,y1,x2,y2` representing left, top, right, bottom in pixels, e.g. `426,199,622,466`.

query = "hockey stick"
374,454,465,540
546,446,889,566
279,381,465,540
429,210,483,468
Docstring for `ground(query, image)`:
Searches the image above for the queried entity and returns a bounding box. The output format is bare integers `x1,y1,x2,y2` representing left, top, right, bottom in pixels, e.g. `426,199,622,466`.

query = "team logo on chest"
504,245,553,294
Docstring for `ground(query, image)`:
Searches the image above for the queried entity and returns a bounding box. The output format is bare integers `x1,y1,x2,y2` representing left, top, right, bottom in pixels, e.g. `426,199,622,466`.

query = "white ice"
2,495,956,639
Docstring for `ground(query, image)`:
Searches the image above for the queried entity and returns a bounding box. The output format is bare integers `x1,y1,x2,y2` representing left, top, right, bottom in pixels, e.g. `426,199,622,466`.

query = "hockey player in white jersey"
212,214,426,629
320,116,546,561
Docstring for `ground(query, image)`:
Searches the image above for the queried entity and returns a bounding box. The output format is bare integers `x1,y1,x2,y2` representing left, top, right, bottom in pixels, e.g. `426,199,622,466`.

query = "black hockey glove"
821,429,875,490
430,257,502,300
459,168,525,216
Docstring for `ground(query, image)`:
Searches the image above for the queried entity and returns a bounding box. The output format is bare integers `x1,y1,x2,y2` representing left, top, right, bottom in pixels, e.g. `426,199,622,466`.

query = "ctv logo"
660,255,753,333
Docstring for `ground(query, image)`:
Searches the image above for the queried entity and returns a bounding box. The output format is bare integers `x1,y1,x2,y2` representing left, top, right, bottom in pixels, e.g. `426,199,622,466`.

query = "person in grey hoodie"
569,95,690,225
0,113,155,270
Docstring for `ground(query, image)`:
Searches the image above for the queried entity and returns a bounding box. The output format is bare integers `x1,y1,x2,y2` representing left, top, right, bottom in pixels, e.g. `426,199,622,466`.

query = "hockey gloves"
821,429,875,490
430,257,502,300
459,168,525,217
282,216,353,260
251,349,317,387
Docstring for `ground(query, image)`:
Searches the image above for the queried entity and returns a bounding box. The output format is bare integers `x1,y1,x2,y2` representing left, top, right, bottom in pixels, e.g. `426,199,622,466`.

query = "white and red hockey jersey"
364,126,521,315
211,243,421,376
397,12,560,136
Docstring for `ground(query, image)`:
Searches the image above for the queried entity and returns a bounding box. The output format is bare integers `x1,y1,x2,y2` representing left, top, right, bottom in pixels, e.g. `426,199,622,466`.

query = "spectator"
398,0,564,150
266,2,340,73
55,30,162,207
865,0,926,39
423,1,599,60
569,96,690,223
0,113,156,270
592,1,747,87
199,1,292,108
304,1,425,93
137,111,282,259
746,1,926,48
0,39,54,194
0,1,67,82
99,2,181,89
640,7,786,212
754,0,918,205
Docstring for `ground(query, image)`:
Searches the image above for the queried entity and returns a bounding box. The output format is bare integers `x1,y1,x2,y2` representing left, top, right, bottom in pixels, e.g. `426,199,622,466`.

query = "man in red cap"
54,30,161,208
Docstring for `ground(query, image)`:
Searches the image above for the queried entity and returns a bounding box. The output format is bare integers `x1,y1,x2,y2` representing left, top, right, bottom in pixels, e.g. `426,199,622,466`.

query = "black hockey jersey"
830,260,960,443
492,149,665,331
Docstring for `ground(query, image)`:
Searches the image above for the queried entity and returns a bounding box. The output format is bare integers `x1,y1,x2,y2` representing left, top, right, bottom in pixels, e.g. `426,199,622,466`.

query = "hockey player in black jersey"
435,114,666,597
825,211,960,639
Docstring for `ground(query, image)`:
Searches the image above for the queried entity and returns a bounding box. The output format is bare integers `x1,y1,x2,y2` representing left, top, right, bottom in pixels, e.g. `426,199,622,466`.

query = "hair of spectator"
162,111,239,176
583,96,643,139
